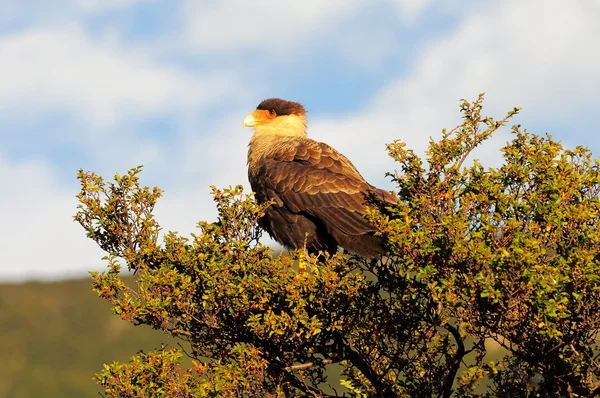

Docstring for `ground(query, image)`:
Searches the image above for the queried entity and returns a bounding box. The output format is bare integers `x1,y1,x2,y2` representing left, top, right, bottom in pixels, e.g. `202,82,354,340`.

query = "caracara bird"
243,98,397,257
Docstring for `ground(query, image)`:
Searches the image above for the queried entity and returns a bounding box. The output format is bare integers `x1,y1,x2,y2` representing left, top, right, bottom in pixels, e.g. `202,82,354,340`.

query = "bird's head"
243,98,307,138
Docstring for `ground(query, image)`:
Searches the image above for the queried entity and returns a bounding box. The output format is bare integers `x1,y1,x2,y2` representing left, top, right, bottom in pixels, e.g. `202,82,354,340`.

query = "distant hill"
0,276,176,398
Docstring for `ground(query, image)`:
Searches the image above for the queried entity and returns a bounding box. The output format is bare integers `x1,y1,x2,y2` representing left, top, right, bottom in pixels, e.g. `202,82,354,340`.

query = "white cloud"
181,0,437,55
394,0,433,23
0,26,246,127
0,0,152,23
73,0,154,13
182,0,363,53
396,0,600,118
0,149,223,281
0,155,106,281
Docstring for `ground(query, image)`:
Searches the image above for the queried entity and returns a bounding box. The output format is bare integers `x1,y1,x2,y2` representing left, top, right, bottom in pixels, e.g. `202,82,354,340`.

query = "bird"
243,98,397,258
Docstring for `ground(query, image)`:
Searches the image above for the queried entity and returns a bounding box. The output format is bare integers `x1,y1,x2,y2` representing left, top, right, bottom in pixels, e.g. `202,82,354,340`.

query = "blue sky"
1,0,599,281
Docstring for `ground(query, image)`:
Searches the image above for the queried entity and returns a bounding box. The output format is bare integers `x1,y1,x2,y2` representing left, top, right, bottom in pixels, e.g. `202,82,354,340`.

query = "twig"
170,328,192,337
284,359,333,371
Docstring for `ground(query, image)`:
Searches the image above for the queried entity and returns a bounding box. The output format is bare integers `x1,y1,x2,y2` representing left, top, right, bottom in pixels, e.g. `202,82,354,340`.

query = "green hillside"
0,276,176,398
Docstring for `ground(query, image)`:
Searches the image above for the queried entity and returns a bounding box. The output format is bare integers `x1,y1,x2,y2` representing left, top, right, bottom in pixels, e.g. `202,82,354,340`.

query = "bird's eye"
269,109,276,116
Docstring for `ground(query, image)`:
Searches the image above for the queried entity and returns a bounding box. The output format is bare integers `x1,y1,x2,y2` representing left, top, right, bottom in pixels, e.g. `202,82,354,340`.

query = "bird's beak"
243,112,258,127
244,109,272,127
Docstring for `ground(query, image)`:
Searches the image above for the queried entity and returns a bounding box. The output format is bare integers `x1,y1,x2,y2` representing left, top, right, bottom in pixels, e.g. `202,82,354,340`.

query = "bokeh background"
0,0,598,396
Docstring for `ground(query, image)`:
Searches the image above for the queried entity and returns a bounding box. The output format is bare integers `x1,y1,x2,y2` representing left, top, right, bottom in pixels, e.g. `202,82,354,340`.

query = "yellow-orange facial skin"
244,108,308,142
243,109,276,127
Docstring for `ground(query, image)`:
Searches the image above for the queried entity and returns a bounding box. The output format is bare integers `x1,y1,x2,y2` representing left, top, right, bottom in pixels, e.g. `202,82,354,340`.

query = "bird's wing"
256,140,391,236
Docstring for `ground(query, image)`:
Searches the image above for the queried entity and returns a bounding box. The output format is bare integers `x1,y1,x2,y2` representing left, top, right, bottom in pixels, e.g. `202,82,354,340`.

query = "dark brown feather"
249,137,397,257
257,98,305,116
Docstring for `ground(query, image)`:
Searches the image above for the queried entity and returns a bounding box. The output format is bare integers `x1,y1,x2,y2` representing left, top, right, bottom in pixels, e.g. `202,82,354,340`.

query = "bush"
76,96,600,397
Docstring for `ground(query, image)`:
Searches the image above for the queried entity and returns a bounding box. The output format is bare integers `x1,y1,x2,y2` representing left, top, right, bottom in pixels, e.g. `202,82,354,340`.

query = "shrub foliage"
76,96,600,397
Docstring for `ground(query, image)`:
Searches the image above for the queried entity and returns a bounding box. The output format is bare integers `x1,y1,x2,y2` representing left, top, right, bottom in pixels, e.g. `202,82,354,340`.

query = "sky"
1,0,599,281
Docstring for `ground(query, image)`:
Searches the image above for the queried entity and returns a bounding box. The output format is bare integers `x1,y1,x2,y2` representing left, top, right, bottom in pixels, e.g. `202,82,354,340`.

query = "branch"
440,323,465,398
169,328,192,337
284,358,333,371
333,333,397,398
